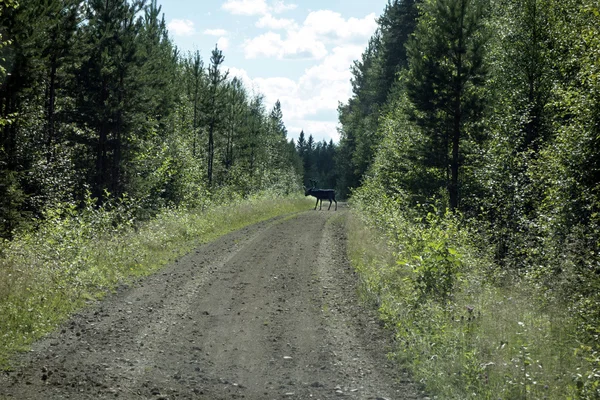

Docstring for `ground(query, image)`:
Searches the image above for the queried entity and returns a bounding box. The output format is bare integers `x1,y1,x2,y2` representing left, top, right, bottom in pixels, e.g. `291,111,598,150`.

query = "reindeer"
304,180,337,211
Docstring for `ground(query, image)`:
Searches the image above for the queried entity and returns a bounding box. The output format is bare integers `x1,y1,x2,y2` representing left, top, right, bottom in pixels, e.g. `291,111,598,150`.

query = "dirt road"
0,208,420,399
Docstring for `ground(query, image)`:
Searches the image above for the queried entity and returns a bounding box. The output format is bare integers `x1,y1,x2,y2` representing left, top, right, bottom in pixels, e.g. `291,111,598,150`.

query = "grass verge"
0,195,313,368
346,207,588,399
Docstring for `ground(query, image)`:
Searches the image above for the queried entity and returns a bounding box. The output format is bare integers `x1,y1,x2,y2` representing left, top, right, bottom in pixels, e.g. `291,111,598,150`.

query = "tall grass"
0,194,312,367
347,193,589,399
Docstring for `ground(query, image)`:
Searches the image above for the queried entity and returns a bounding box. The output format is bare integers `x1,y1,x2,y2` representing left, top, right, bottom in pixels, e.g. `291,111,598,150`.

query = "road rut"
0,208,420,399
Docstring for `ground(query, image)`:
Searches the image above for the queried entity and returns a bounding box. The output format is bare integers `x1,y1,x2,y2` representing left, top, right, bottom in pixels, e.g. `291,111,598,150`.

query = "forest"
1,0,599,398
0,0,308,237
338,0,600,398
0,0,339,236
0,0,338,369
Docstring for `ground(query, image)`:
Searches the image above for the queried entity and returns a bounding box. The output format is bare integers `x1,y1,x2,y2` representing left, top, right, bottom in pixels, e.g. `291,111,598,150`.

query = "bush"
0,192,311,368
348,188,588,398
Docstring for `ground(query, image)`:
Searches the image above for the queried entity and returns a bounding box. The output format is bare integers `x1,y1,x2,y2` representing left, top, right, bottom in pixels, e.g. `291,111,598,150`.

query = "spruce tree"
378,0,420,87
267,99,288,171
223,77,247,172
406,0,488,210
184,51,204,158
205,44,228,186
75,0,145,202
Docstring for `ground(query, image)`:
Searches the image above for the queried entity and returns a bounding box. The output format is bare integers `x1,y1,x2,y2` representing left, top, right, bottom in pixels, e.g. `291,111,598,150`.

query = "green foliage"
0,0,308,370
296,131,337,191
348,191,585,398
205,44,228,186
0,0,305,237
0,194,311,368
406,0,489,210
341,0,600,396
363,79,446,204
336,0,421,197
409,210,462,303
0,169,28,237
378,0,420,77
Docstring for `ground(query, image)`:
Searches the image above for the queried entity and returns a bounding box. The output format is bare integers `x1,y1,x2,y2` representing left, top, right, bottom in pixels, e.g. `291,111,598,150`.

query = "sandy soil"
0,207,421,400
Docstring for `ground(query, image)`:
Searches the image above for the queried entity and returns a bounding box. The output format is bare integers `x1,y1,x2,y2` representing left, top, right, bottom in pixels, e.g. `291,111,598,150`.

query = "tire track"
0,208,421,400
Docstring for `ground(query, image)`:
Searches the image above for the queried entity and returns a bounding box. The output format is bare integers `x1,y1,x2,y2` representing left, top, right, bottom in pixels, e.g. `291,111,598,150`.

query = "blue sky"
159,0,389,143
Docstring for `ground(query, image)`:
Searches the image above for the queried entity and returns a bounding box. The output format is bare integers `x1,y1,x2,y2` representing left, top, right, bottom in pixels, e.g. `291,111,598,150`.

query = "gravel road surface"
1,208,421,400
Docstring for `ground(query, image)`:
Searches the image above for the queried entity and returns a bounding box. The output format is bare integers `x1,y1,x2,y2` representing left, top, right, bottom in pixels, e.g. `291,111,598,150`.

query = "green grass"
346,208,587,399
0,195,313,368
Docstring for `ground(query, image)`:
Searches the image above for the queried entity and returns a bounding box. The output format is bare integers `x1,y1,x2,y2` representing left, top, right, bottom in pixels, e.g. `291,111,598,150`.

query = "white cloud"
303,11,378,40
204,28,228,36
244,31,327,60
221,0,297,16
244,11,376,60
271,0,297,13
226,8,377,143
243,32,282,58
299,45,364,94
256,14,297,30
221,0,269,16
223,45,364,143
227,67,252,85
254,76,298,102
167,19,195,36
217,37,230,51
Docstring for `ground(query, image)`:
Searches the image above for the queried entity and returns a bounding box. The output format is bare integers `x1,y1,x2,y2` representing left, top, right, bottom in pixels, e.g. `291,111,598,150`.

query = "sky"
159,0,389,144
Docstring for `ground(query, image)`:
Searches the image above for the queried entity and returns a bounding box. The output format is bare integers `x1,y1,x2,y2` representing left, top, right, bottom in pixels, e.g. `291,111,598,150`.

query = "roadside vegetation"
0,0,322,368
2,0,599,397
0,194,312,367
339,0,600,398
348,192,587,399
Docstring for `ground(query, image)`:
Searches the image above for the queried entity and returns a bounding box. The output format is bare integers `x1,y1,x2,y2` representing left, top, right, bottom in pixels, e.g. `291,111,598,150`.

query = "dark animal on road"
304,180,337,211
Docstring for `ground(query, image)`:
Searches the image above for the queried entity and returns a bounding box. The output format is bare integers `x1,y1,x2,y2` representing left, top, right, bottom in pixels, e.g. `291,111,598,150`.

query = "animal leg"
314,198,318,210
328,199,332,210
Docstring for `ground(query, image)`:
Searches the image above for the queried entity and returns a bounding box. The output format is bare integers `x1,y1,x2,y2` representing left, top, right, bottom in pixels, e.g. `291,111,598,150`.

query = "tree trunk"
208,121,214,186
192,82,199,157
96,80,109,204
450,104,460,211
112,73,124,198
449,0,466,212
96,122,108,204
46,55,57,162
113,118,122,197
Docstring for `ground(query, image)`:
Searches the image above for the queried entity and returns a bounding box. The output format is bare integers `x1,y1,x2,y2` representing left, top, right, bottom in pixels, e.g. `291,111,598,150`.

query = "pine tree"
238,94,264,184
138,0,177,129
223,77,247,172
0,0,80,235
286,138,303,180
205,44,228,186
269,100,287,139
296,130,305,152
184,50,205,158
406,0,489,210
336,1,420,198
75,0,146,203
378,0,420,88
304,134,316,184
267,99,289,171
41,0,80,163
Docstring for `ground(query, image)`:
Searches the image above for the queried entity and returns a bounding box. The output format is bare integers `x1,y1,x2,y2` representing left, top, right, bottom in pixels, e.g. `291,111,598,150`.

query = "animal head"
304,179,318,196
